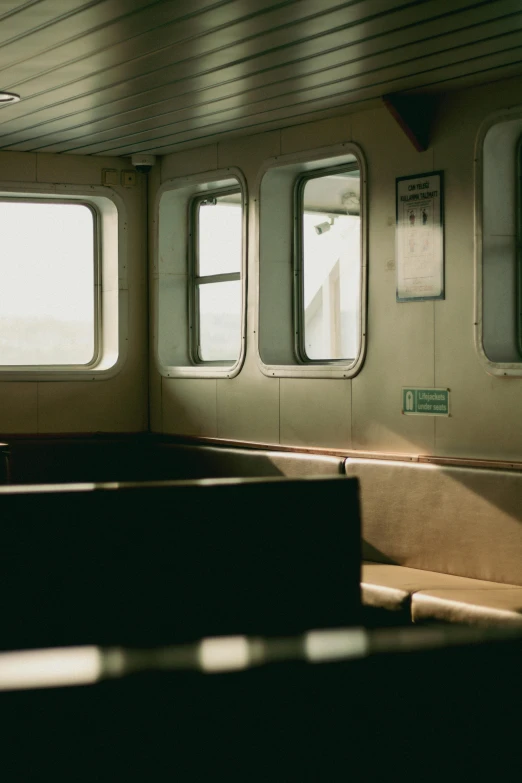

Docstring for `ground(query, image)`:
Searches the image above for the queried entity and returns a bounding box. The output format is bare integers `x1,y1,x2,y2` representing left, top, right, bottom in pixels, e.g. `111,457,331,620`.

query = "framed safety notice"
396,171,444,302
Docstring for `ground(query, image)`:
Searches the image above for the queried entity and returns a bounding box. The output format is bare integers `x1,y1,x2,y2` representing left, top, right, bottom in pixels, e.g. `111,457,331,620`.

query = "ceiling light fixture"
0,92,20,105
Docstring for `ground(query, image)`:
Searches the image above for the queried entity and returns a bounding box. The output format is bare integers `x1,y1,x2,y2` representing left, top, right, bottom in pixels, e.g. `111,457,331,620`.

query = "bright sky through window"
198,200,241,277
0,201,95,365
302,209,361,361
196,199,241,362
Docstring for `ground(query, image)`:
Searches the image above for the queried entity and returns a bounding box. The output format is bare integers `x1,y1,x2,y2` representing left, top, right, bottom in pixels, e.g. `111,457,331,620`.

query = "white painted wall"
0,151,148,434
148,74,522,460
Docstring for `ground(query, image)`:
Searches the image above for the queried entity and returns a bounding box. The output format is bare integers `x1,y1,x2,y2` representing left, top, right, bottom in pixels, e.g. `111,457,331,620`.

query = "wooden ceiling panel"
0,0,520,156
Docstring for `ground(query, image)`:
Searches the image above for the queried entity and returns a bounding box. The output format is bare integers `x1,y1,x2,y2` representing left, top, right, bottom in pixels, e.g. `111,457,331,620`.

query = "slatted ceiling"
0,3,512,124
47,19,522,156
1,0,408,125
0,4,515,121
6,0,514,154
0,3,419,149
0,1,520,157
69,33,522,156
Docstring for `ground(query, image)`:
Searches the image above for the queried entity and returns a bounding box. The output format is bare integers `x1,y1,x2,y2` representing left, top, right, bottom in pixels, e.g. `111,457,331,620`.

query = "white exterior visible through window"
192,193,242,362
0,200,95,366
298,168,361,362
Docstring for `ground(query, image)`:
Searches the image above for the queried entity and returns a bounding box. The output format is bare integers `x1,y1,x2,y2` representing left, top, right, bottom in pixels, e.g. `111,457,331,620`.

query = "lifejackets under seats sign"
402,388,450,416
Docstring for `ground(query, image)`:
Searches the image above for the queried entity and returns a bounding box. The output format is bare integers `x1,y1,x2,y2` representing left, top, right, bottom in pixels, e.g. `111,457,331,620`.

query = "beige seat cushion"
347,459,522,585
361,562,516,613
412,588,522,626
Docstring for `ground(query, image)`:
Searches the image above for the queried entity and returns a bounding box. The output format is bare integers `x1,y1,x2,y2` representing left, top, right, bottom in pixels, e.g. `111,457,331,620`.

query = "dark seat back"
0,476,361,649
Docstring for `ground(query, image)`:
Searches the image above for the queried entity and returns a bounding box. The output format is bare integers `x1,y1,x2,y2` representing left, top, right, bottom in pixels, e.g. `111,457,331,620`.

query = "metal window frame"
293,162,361,364
0,197,101,370
517,136,522,358
189,188,242,365
474,108,522,376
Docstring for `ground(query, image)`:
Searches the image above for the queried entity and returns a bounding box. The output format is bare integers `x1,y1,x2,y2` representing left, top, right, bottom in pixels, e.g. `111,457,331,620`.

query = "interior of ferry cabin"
1,1,522,777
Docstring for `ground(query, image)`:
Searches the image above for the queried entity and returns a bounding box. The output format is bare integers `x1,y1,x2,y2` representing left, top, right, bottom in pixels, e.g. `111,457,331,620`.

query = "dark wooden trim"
418,455,522,472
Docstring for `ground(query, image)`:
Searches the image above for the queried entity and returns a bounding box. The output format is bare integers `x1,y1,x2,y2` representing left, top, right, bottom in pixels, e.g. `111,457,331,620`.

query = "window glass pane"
302,171,360,361
198,281,241,361
0,201,95,365
198,196,241,276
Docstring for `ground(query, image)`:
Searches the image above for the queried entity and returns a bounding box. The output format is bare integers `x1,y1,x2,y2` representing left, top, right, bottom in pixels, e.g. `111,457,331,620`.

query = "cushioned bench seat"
362,562,522,626
348,457,522,626
412,588,522,626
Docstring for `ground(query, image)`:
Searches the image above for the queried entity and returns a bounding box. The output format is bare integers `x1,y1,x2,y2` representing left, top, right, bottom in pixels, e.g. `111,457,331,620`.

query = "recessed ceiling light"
0,92,20,105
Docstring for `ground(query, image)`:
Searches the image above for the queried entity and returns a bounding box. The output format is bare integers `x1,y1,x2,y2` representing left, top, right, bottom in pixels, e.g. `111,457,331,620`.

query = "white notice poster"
396,171,444,301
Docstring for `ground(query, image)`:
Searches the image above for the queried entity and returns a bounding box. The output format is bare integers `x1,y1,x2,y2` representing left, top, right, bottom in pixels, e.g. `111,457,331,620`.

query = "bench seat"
347,457,522,627
412,588,522,626
362,562,522,626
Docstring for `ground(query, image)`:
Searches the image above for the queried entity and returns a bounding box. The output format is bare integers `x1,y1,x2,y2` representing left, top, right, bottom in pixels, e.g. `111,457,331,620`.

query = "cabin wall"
151,75,522,461
0,152,148,434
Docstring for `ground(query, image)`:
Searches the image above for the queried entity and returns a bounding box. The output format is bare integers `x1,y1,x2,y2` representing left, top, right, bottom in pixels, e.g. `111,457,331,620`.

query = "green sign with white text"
402,388,449,416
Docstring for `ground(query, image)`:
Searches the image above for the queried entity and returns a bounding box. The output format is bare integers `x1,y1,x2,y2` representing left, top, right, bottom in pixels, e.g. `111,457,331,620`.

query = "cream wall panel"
37,378,142,432
162,378,217,437
128,279,149,431
148,163,162,433
217,130,280,348
37,289,147,432
161,145,218,182
351,106,435,454
352,297,436,454
0,151,36,181
124,181,148,289
36,153,130,185
280,378,351,449
217,371,279,443
36,373,144,433
217,130,280,180
433,82,522,459
149,286,162,434
0,384,38,434
281,115,352,155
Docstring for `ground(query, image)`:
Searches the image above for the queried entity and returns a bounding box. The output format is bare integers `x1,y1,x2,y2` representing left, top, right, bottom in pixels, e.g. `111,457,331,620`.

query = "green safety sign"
402,388,449,416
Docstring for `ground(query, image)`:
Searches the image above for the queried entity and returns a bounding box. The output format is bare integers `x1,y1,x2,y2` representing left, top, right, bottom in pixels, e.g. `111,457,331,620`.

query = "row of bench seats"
0,461,521,778
3,436,522,627
346,458,522,626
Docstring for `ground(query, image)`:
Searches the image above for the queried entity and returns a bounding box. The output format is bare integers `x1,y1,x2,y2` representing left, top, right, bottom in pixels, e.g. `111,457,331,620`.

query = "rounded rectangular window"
477,114,522,374
296,166,361,362
0,200,96,366
191,191,242,363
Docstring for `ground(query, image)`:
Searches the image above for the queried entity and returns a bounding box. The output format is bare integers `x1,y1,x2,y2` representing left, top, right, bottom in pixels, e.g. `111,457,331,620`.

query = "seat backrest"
345,458,522,585
6,439,345,483
0,475,361,649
